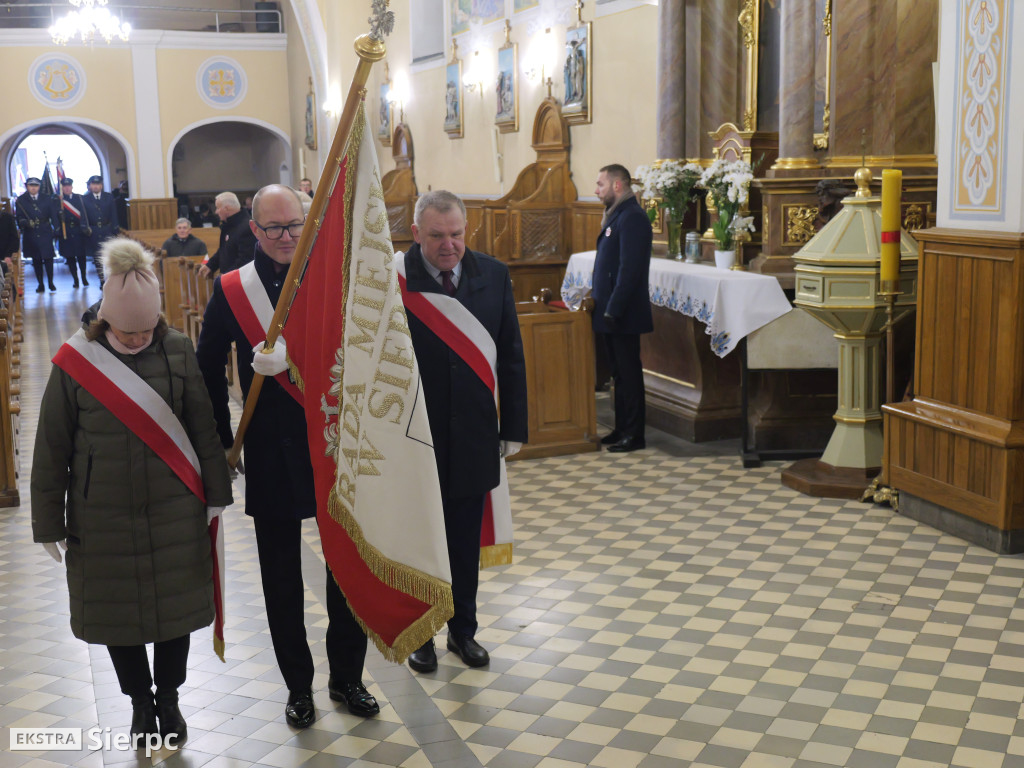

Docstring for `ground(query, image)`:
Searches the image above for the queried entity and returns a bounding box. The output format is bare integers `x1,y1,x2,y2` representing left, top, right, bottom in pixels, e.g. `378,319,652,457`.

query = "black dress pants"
107,634,190,703
253,516,367,693
605,332,646,440
59,237,89,284
29,253,54,289
441,493,486,639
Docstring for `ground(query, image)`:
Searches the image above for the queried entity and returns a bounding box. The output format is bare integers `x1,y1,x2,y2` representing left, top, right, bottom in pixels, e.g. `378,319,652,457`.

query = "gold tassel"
479,542,513,569
213,635,225,663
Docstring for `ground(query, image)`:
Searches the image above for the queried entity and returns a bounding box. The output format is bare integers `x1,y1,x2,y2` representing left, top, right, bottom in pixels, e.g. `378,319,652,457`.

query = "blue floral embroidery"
710,331,731,356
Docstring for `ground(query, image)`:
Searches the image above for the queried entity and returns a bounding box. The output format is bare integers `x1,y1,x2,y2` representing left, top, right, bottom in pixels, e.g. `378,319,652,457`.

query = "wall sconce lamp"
389,70,409,121
463,49,489,95
523,27,555,84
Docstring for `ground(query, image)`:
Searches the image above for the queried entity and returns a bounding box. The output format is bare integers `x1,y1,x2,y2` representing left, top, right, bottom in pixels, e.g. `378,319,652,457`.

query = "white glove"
43,540,68,563
207,506,227,524
500,440,522,458
252,339,289,377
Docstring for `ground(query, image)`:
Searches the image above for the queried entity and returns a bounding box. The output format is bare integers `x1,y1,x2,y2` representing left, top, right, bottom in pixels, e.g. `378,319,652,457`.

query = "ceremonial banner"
284,105,452,663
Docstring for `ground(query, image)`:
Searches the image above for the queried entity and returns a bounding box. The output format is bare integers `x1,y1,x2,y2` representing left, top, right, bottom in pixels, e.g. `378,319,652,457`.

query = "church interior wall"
0,42,139,163
357,1,658,199
156,46,291,170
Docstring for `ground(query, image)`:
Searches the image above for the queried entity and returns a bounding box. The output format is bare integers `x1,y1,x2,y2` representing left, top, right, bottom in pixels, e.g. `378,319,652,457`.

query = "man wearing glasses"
196,184,378,729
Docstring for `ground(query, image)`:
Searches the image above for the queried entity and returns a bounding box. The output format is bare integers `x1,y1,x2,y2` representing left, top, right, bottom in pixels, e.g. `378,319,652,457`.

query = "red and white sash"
220,262,303,405
53,330,206,501
52,330,228,660
61,197,82,220
396,255,514,567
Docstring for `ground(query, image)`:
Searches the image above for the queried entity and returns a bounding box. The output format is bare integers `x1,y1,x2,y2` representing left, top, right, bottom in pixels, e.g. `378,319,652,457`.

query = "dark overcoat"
591,195,654,335
82,190,119,251
15,191,57,260
403,244,528,500
206,209,256,275
195,248,315,519
31,326,233,645
56,192,90,261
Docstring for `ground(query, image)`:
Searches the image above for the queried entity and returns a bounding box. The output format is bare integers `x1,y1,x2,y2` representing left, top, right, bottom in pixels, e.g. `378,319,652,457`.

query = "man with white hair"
198,191,256,278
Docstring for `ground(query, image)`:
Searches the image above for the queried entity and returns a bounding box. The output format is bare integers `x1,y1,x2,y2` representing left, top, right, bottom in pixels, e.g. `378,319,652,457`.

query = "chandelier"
49,0,131,45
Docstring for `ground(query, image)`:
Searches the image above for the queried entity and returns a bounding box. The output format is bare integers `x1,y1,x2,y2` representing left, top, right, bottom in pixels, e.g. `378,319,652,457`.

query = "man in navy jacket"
403,190,528,674
15,178,58,293
82,175,119,287
591,164,653,452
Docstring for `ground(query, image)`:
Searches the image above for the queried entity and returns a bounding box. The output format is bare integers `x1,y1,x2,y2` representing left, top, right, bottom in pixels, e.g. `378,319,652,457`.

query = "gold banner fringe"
213,635,225,663
326,488,455,660
479,542,513,569
287,358,305,393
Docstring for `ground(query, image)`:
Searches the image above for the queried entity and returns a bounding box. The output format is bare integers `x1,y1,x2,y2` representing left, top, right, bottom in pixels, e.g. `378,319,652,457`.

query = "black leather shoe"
446,633,489,667
607,436,646,453
48,283,57,292
408,639,438,673
328,679,380,717
129,696,157,750
72,281,80,288
285,690,315,728
35,286,45,293
155,697,187,748
82,278,90,286
600,431,622,445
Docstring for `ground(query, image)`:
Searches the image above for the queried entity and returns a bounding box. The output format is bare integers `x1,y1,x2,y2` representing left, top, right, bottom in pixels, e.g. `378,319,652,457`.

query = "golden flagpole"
227,4,392,468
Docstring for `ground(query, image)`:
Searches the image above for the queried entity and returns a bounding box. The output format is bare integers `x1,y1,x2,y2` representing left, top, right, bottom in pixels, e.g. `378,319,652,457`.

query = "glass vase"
666,215,683,260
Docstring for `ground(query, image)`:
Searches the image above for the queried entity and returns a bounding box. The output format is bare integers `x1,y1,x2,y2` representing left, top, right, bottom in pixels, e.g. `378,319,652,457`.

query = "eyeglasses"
254,219,305,240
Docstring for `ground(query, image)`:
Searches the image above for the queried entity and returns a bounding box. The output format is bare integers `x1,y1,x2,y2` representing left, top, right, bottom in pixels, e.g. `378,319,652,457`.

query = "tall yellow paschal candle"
880,169,902,284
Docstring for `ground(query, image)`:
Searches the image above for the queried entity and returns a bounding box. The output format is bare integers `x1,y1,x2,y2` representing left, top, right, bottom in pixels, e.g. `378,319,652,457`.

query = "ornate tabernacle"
465,97,578,301
382,121,417,255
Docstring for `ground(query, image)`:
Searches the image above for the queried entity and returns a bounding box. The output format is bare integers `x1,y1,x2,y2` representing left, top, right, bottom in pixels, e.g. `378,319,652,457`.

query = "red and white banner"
52,329,228,659
395,258,514,568
283,106,453,663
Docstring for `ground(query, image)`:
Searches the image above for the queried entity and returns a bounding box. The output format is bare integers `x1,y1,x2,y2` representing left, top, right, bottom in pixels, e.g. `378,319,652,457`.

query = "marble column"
830,0,874,162
657,0,686,159
774,0,819,168
700,0,741,157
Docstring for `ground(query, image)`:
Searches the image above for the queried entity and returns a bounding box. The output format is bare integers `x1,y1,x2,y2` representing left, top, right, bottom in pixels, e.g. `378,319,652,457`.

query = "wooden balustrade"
1,269,21,507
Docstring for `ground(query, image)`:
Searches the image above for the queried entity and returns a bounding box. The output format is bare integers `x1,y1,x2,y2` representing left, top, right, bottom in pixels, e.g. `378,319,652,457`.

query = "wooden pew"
465,98,579,302
127,198,178,230
510,290,597,460
0,283,20,507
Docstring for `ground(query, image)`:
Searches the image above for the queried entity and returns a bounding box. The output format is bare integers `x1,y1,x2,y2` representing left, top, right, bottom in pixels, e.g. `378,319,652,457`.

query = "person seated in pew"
161,218,209,259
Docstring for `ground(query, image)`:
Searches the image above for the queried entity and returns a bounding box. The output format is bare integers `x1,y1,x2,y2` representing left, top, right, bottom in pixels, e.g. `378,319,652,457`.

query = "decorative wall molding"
949,0,1010,218
28,53,86,109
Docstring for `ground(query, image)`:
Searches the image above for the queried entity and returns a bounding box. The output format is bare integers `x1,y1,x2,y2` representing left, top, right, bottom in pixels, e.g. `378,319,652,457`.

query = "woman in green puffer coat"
31,238,233,749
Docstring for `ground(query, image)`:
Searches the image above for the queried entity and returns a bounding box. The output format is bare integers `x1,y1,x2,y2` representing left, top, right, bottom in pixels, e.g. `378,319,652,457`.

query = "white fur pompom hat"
97,238,162,333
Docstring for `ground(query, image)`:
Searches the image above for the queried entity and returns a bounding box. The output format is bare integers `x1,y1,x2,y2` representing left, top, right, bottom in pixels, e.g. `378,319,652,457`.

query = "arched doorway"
1,122,129,200
169,120,290,218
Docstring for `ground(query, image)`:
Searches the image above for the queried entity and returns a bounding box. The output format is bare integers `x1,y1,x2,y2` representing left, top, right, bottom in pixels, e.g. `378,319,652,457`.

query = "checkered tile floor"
3,270,1024,768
